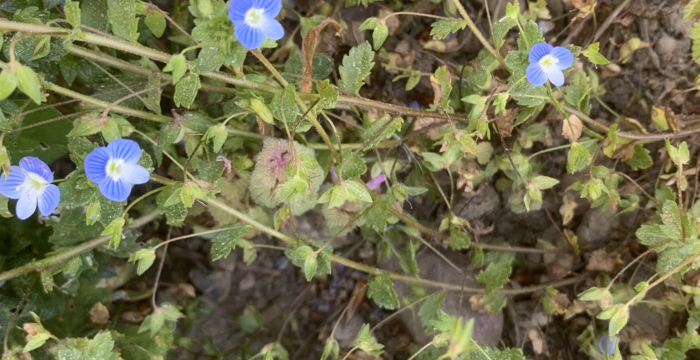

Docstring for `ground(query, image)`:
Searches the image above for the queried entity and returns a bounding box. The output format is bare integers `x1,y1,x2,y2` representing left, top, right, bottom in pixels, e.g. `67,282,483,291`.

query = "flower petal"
260,18,284,40
551,46,574,70
19,157,53,183
528,42,553,64
38,185,59,217
366,174,387,191
121,163,150,185
547,67,565,86
229,0,255,25
0,166,26,199
107,139,142,164
236,23,264,49
255,0,281,16
526,63,548,86
99,177,131,202
15,190,37,220
84,147,111,185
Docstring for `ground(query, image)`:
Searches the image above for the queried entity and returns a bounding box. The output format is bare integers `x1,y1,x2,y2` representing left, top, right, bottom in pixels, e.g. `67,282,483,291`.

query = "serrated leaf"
128,248,156,275
362,115,403,149
102,217,125,248
321,337,339,360
64,0,81,28
107,0,138,42
430,19,467,39
346,180,373,203
566,141,592,174
338,41,374,95
173,72,200,109
367,272,400,309
432,66,452,110
476,261,511,294
210,223,251,261
340,149,367,179
582,42,610,65
449,226,471,250
418,292,445,326
349,324,384,356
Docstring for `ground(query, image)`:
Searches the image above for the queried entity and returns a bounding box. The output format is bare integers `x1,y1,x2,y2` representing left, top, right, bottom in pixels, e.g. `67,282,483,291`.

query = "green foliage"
430,19,466,39
359,17,389,50
138,303,184,338
349,324,384,356
367,272,400,310
339,41,375,95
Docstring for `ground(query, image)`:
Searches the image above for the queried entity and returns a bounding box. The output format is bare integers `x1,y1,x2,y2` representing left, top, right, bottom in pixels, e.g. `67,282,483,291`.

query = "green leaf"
476,261,511,294
506,1,520,19
317,79,339,109
493,92,509,115
64,0,81,28
430,19,467,39
139,303,183,338
518,20,545,51
250,98,275,124
0,194,11,218
202,123,227,153
449,226,471,250
303,253,318,282
173,73,200,109
367,272,400,310
272,84,301,130
210,223,252,261
0,70,18,101
636,224,672,247
349,324,384,356
180,182,207,208
686,0,700,23
49,207,104,247
566,141,592,174
597,304,629,335
582,42,610,65
365,195,388,233
321,337,340,360
163,54,187,85
280,176,307,201
625,143,653,170
346,180,373,203
361,116,403,149
359,17,389,50
16,64,42,104
67,113,104,137
666,139,690,165
107,0,138,41
433,66,453,110
102,217,125,248
128,248,156,275
145,9,166,38
531,175,559,190
338,41,375,95
340,149,367,179
418,292,445,326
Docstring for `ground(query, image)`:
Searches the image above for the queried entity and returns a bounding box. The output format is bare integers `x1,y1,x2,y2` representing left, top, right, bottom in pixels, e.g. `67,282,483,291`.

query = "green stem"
0,210,160,282
0,20,472,122
122,187,166,217
527,139,597,160
546,82,568,119
448,0,510,72
625,248,700,306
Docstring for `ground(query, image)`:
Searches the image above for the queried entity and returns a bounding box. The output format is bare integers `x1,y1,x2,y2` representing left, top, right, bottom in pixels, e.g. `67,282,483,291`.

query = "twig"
2,274,38,359
151,227,172,309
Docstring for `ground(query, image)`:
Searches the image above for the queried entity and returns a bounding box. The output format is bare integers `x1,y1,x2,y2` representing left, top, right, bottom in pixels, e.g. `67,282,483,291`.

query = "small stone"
576,208,618,250
239,273,256,291
655,34,676,56
333,314,365,348
189,268,232,302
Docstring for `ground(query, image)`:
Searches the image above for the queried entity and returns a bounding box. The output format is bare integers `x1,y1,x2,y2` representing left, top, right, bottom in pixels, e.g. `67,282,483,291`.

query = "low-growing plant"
0,0,698,359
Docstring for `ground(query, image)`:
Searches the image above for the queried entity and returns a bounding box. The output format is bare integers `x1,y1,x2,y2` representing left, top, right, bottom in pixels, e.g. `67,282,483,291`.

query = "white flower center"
538,54,558,72
245,8,264,26
21,171,48,195
106,158,125,180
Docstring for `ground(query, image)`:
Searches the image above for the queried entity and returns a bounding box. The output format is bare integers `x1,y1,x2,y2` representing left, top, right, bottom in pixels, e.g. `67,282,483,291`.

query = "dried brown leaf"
562,114,583,143
301,18,342,93
89,302,110,325
586,248,618,272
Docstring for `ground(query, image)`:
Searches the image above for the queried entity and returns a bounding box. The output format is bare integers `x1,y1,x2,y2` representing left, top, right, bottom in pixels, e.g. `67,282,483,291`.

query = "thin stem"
388,207,561,254
101,81,170,117
2,275,37,359
407,340,438,360
546,82,568,119
370,292,440,333
122,187,166,217
625,248,700,306
341,347,360,360
0,211,160,282
527,139,597,160
605,240,671,291
382,11,453,21
147,3,199,45
448,0,509,71
8,110,93,134
330,284,369,340
152,228,232,250
86,59,158,113
151,227,172,309
678,162,686,240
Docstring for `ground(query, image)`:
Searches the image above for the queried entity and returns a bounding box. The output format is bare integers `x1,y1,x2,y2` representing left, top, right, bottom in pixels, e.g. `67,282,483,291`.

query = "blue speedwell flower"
598,335,617,355
84,139,150,202
526,43,574,87
0,157,60,220
229,0,284,50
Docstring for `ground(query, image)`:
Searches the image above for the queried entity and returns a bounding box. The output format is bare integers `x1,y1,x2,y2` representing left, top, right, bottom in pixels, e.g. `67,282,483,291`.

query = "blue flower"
84,139,150,202
526,43,574,87
0,157,60,220
229,0,284,50
598,335,617,355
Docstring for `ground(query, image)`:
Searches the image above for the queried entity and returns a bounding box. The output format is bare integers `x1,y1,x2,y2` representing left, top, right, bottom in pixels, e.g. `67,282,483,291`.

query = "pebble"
655,34,676,56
